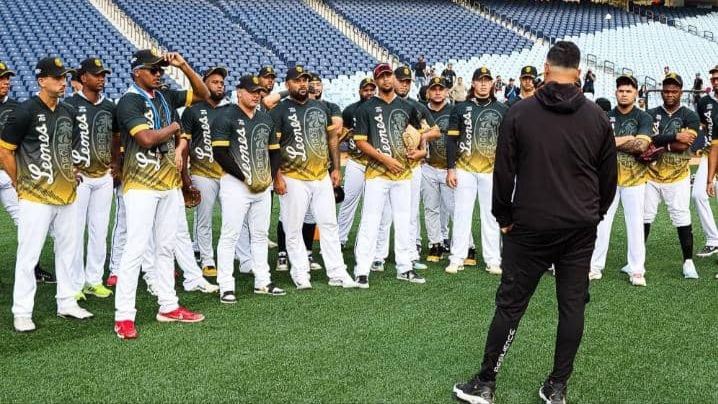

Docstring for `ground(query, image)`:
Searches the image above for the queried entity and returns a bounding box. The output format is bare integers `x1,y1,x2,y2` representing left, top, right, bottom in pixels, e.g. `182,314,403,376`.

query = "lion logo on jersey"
251,124,272,190
93,110,113,165
54,116,74,182
388,109,409,155
475,109,501,159
303,107,328,160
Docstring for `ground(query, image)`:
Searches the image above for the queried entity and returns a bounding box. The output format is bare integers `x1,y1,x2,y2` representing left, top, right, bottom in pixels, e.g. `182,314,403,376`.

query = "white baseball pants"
644,178,691,227
191,175,219,267
422,164,454,245
692,157,718,246
0,169,19,225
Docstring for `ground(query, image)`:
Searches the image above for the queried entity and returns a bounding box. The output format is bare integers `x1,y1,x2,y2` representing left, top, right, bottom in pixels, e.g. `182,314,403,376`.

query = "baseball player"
65,57,117,300
644,73,701,279
507,66,538,107
694,65,718,259
271,65,358,289
0,61,56,283
113,49,209,339
212,74,286,303
182,66,230,277
445,66,508,275
589,75,653,286
0,57,92,332
352,63,429,288
423,77,455,262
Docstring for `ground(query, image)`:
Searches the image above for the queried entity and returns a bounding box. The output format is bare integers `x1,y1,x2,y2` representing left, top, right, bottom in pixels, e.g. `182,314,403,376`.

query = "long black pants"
477,226,596,384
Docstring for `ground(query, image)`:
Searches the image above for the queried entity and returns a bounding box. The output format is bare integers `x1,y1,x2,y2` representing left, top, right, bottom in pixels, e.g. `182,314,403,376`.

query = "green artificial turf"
0,190,716,403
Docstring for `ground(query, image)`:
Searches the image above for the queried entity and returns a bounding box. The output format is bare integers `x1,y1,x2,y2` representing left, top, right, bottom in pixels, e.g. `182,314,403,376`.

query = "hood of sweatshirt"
535,81,586,114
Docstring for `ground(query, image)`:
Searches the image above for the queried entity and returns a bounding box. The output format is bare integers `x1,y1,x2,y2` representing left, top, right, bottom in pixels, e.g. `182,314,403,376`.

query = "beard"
210,90,224,102
290,88,308,102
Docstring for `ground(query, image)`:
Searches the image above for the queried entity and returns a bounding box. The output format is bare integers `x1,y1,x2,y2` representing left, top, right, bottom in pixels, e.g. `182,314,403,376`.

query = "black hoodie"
492,82,617,231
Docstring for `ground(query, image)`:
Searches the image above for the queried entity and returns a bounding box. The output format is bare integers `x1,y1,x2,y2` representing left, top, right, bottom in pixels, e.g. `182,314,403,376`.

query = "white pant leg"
71,174,93,292
192,175,220,267
0,169,19,225
476,173,501,266
622,184,646,275
309,176,349,280
337,159,365,244
692,158,718,245
84,174,113,287
153,190,181,313
590,191,620,273
664,177,692,227
410,165,422,254
217,175,253,293
354,178,390,276
175,189,206,290
248,189,272,289
374,202,392,262
389,179,413,274
235,218,253,273
643,181,661,224
439,169,453,241
52,202,79,312
109,185,126,276
450,170,478,265
422,165,443,245
279,175,312,284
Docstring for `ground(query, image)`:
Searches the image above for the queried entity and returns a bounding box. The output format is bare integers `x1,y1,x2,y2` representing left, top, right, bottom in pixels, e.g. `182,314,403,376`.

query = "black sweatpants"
477,226,596,384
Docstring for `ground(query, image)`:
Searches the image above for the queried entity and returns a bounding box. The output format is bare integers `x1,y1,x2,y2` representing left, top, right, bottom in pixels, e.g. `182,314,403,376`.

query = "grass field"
0,184,717,403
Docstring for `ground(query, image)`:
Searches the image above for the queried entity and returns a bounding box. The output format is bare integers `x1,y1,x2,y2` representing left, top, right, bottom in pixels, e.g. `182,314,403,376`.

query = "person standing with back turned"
453,41,617,404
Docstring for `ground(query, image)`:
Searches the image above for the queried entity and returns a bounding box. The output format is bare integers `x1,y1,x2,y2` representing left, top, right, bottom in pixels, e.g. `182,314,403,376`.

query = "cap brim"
360,82,376,89
428,83,446,89
662,78,682,87
240,85,268,94
0,70,16,77
84,68,112,75
260,72,277,78
204,67,228,79
710,68,718,75
474,74,492,80
520,74,536,79
144,57,170,67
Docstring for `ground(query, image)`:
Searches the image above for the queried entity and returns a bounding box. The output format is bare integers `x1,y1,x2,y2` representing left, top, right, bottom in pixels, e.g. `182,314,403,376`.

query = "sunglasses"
142,66,165,75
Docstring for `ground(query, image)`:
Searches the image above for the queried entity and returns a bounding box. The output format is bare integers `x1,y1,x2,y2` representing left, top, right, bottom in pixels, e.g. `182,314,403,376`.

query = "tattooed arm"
615,135,649,155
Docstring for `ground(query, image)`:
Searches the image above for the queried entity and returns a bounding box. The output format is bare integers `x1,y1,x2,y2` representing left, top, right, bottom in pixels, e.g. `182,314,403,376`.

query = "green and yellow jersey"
647,106,700,184
447,98,508,173
426,103,453,169
65,93,118,178
181,100,228,179
341,99,369,166
608,106,654,187
0,96,19,170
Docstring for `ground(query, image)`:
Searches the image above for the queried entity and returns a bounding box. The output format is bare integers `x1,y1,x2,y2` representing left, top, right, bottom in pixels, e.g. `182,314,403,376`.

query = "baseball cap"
520,65,538,79
79,57,112,76
35,57,75,78
0,61,16,78
662,72,683,87
286,65,311,81
615,74,638,89
358,77,376,89
472,66,492,80
709,65,718,75
427,77,448,89
394,66,413,81
130,49,169,70
373,63,393,79
258,66,277,78
236,74,267,93
309,72,322,82
202,66,228,81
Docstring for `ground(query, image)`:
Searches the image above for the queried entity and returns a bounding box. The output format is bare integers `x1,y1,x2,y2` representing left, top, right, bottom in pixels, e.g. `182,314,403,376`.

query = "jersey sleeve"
117,95,151,136
447,104,460,136
0,106,30,150
636,110,654,142
165,89,192,109
180,107,194,140
352,104,369,142
685,109,701,135
210,113,231,147
341,105,354,130
267,118,280,151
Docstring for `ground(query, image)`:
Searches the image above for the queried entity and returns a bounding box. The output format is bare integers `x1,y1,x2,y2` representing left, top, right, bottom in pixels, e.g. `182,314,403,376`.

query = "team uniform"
114,84,193,322
693,94,718,255
181,99,228,270
212,102,280,296
447,97,508,272
590,106,653,279
1,95,85,321
270,96,356,288
0,95,20,224
352,95,426,283
65,91,117,294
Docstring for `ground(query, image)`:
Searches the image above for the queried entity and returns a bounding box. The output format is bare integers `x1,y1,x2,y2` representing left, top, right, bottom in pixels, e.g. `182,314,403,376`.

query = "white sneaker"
370,261,384,272
620,264,632,275
268,239,278,249
683,259,699,279
630,273,647,287
57,306,94,320
13,317,36,332
445,262,464,274
485,264,502,275
412,261,428,270
294,279,313,290
186,280,219,294
588,271,603,280
328,277,360,288
308,255,322,271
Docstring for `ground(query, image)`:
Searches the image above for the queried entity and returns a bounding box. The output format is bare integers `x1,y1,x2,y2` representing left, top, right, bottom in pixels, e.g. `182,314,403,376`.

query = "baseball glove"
402,125,422,152
182,183,201,208
635,143,665,164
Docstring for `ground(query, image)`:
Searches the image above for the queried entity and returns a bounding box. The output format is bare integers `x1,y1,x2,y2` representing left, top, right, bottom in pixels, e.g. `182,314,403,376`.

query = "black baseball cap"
79,57,112,76
258,66,277,78
616,74,638,89
0,61,16,78
427,76,448,89
394,65,413,81
472,66,492,80
709,65,718,75
130,49,169,70
373,63,393,79
236,74,267,93
358,77,376,89
520,65,538,79
663,72,683,87
202,66,228,81
286,65,311,81
309,72,321,82
35,57,75,78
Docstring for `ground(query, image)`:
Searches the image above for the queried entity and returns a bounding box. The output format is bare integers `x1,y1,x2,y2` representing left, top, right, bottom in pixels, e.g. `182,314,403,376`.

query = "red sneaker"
106,274,118,287
156,307,205,323
114,320,138,339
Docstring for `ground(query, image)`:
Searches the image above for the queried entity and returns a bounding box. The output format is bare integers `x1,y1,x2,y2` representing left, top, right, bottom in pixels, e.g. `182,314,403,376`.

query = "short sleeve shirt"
0,97,19,170
65,93,118,178
448,98,508,173
426,103,453,169
607,107,654,187
342,99,368,166
647,105,700,184
181,100,228,179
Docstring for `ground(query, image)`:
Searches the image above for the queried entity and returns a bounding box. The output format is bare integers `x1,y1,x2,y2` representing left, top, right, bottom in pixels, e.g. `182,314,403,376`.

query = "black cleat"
35,264,56,283
453,375,495,404
464,247,477,266
427,243,442,262
194,250,201,261
356,275,369,289
539,379,567,404
442,238,451,252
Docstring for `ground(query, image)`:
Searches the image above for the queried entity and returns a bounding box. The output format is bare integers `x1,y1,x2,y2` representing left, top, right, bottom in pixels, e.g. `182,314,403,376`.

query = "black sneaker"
427,243,442,262
254,283,286,296
276,252,289,271
443,238,451,252
397,270,426,284
453,375,495,404
194,251,201,261
696,245,718,257
416,244,423,257
539,379,567,404
464,247,477,266
35,264,56,283
356,275,369,289
220,291,237,304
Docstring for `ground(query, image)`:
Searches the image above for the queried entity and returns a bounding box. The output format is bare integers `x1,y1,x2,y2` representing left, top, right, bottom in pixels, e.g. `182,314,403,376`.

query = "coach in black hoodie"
453,42,616,404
